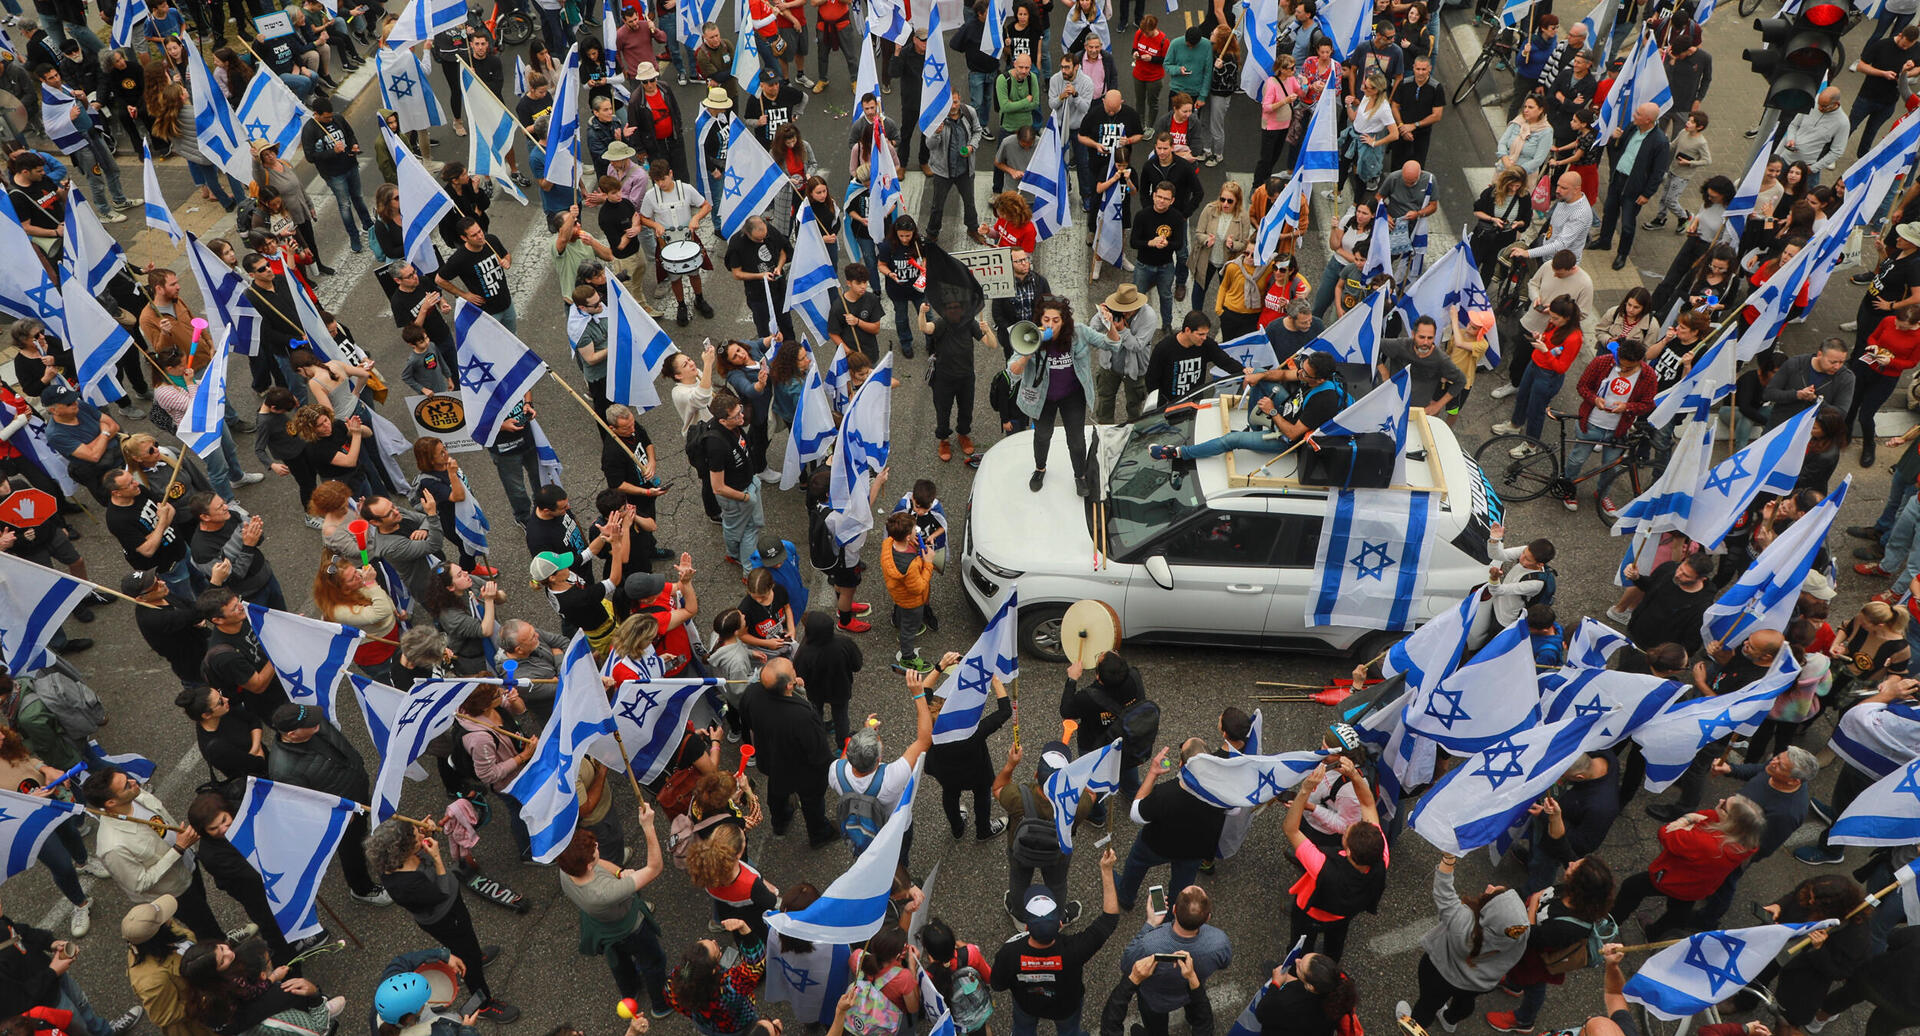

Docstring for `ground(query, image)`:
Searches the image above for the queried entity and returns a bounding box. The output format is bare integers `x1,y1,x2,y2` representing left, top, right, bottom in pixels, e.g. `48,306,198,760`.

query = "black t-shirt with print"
1076,104,1144,159
698,421,755,490
440,236,513,314
739,583,791,641
724,228,792,279
743,84,805,144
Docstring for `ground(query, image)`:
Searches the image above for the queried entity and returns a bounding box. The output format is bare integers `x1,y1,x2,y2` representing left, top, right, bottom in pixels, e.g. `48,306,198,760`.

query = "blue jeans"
1562,428,1625,501
1182,428,1284,459
1311,256,1352,318
538,5,572,50
1117,836,1202,910
718,479,765,562
892,295,919,353
186,161,241,207
969,70,996,124
322,167,373,246
202,425,251,500
38,814,89,905
496,302,518,334
58,975,112,1036
1011,1003,1085,1036
1876,477,1918,541
81,131,127,208
1132,259,1176,328
1512,980,1550,1028
279,73,317,104
1510,366,1563,439
490,445,540,524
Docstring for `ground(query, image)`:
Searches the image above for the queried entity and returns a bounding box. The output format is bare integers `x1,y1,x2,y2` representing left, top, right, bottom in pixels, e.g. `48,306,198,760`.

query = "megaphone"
1009,320,1042,355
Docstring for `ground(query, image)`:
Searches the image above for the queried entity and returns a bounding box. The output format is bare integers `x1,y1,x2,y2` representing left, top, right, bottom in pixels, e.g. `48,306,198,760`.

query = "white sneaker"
1490,421,1520,435
1840,320,1859,331
1396,1002,1414,1024
1806,1017,1829,1034
1605,606,1634,625
101,209,127,224
70,900,90,938
1508,442,1537,459
237,472,266,486
350,886,392,906
758,468,783,483
324,997,346,1021
1439,1015,1459,1033
1490,385,1518,400
224,923,258,941
79,859,109,878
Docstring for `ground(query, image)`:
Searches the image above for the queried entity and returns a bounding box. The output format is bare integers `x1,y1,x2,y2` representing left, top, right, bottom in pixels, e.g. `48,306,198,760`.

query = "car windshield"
1106,411,1205,558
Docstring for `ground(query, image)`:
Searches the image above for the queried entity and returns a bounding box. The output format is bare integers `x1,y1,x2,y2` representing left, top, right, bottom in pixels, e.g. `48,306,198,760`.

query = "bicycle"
469,1,533,47
1455,22,1520,106
1473,410,1660,523
1632,967,1792,1036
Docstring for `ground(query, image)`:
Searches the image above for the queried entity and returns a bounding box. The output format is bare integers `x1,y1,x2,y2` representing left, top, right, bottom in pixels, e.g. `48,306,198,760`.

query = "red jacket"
1530,327,1582,375
1574,354,1658,440
1646,809,1756,899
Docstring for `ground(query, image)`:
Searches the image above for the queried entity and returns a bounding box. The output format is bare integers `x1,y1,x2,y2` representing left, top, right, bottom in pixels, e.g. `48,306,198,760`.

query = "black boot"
1862,438,1878,467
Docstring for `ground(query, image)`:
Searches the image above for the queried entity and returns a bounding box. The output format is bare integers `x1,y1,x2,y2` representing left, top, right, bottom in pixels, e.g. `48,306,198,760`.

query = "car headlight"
974,555,1024,581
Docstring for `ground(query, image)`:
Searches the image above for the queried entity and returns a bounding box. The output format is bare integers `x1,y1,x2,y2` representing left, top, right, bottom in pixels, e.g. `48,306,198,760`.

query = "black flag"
921,240,986,327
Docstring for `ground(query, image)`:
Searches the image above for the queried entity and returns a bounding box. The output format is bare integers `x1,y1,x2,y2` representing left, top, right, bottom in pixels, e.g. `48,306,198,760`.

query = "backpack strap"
865,767,886,797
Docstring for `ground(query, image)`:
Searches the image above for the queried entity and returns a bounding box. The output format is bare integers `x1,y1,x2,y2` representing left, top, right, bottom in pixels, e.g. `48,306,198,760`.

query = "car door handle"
1226,584,1264,594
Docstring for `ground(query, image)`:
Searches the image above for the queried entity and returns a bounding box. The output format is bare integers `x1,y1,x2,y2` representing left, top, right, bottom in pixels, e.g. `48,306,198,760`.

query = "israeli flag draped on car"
611,678,718,783
0,553,93,678
177,333,233,460
1408,711,1605,854
780,341,838,490
0,787,82,882
827,353,897,553
1631,649,1800,791
64,279,134,408
358,677,476,822
1045,740,1122,851
378,47,447,132
451,300,551,448
932,593,1019,745
1625,922,1839,1020
386,0,466,48
62,186,128,297
1313,0,1372,59
1681,404,1815,549
1404,617,1540,752
1021,116,1073,242
1399,240,1502,367
604,274,676,412
225,778,361,940
918,5,954,136
247,604,364,726
1828,757,1920,847
1703,478,1848,649
720,118,787,238
765,760,923,944
1237,0,1280,97
1180,749,1325,807
1308,487,1435,631
235,70,309,158
507,634,625,863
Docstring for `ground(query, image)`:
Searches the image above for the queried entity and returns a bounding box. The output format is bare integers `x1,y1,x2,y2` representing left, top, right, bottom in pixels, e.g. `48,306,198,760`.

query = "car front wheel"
1018,604,1070,663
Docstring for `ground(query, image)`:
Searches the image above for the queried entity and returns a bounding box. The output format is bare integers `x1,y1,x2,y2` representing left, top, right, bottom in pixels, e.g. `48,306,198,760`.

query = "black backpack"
1522,564,1559,608
1091,686,1160,767
684,418,720,472
1010,786,1062,868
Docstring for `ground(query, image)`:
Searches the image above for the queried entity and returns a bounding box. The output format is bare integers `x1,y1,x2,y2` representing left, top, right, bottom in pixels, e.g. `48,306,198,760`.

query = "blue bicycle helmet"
375,972,432,1024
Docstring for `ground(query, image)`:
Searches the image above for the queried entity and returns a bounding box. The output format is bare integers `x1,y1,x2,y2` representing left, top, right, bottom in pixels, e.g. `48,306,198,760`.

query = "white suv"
959,393,1504,661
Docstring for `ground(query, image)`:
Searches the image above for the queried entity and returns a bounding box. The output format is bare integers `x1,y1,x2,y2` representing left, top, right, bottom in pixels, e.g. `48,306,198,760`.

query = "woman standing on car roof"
1007,296,1100,497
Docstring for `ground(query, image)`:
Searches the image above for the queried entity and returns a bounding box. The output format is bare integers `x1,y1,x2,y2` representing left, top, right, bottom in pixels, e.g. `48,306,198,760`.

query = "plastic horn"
735,743,755,778
347,519,370,566
189,317,208,357
501,658,518,691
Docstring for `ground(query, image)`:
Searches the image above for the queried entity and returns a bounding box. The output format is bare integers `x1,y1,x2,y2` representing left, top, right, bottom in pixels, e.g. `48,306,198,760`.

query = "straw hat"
1102,284,1147,312
632,61,659,81
603,141,638,162
703,86,733,109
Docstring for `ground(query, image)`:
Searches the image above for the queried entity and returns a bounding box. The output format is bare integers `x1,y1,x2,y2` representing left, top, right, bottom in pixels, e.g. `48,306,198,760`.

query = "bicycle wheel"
1738,0,1762,15
1633,1003,1689,1036
500,10,533,44
1454,45,1496,105
1474,434,1561,503
1591,465,1638,526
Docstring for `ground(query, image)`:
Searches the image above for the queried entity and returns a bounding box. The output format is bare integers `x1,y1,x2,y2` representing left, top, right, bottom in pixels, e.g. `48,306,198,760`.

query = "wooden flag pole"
85,806,185,836
609,730,651,805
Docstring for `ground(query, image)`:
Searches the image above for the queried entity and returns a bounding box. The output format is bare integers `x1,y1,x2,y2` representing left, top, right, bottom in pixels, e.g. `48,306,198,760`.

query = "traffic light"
1742,3,1848,114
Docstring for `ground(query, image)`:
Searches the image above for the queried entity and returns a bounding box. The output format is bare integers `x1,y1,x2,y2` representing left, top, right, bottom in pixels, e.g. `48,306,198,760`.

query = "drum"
1060,599,1121,667
661,240,705,276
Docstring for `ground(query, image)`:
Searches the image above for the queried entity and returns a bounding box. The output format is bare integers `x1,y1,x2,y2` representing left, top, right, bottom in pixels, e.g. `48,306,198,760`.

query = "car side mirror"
1144,554,1173,590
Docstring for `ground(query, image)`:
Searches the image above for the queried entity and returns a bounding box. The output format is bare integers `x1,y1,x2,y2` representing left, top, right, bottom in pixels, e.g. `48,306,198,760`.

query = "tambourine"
1397,1014,1429,1036
1060,599,1121,668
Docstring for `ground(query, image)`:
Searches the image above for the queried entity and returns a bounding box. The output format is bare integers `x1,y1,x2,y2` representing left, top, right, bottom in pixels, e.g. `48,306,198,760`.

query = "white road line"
1366,913,1438,956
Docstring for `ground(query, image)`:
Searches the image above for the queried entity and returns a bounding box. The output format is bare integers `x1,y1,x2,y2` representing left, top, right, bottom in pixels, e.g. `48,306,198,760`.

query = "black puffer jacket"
268,721,371,802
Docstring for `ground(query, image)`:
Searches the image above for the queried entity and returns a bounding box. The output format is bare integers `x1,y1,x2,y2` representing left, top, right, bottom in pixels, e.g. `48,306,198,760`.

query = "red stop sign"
0,488,59,528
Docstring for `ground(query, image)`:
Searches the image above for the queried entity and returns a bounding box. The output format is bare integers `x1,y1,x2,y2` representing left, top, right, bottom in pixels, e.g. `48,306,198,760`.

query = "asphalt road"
16,5,1911,1036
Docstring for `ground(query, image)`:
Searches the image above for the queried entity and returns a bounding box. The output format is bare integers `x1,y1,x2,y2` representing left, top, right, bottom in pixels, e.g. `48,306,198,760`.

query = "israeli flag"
459,64,526,205
448,465,490,556
1702,477,1848,649
720,118,786,239
63,280,134,407
1723,143,1774,244
248,604,364,726
1896,859,1920,927
61,185,128,296
919,966,958,1036
83,740,154,782
1574,0,1613,49
1398,240,1502,367
451,300,551,448
0,787,83,883
110,0,146,48
544,45,584,194
1733,242,1816,362
932,592,1019,745
1845,102,1920,194
1384,590,1480,688
226,777,361,940
1595,28,1671,140
1313,0,1373,60
1625,923,1838,1020
824,342,854,408
1808,164,1903,303
1290,82,1342,186
855,32,882,109
869,0,911,43
1237,0,1280,98
870,119,903,244
514,55,530,95
1044,739,1122,851
1538,666,1688,744
0,552,93,675
1094,153,1127,266
235,70,309,158
143,147,185,246
1356,677,1442,810
386,0,467,48
0,206,68,341
1648,332,1734,427
766,940,854,1026
1215,329,1279,376
1021,116,1073,242
186,231,254,354
780,340,838,490
765,759,924,944
1361,210,1395,281
732,28,764,94
177,332,232,460
603,275,676,413
507,634,625,863
1566,618,1630,670
382,129,454,278
918,6,954,136
787,201,838,313
1632,650,1800,791
1829,757,1920,847
1318,364,1411,449
1692,0,1718,22
1681,404,1815,549
1405,616,1540,752
528,418,565,490
40,85,85,155
1613,413,1716,585
378,47,447,133
979,0,1005,57
1304,286,1386,368
1409,711,1605,854
826,352,897,553
358,677,475,822
611,678,716,783
0,392,75,497
1499,0,1544,27
1252,175,1306,263
188,45,249,183
1180,749,1324,807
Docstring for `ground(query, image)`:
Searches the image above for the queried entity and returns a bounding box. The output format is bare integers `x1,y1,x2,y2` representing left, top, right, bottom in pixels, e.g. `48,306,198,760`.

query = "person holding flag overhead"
991,847,1119,1035
1282,756,1386,960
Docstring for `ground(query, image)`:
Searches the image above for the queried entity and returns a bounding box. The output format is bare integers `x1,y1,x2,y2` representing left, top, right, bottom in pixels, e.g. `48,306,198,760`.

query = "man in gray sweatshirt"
1763,338,1856,429
1119,885,1233,1036
1776,87,1851,180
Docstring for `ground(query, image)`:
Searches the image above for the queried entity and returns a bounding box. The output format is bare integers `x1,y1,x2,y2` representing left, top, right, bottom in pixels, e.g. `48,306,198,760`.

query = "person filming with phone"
1116,886,1231,1036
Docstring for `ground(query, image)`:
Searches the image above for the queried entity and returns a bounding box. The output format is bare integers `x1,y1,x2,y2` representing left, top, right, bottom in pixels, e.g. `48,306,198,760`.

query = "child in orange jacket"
880,511,935,673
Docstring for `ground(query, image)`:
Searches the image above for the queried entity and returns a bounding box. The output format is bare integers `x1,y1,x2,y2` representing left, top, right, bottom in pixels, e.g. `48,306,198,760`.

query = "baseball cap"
39,383,78,406
121,895,178,942
120,569,159,597
623,572,669,601
271,703,321,733
528,551,575,582
1022,886,1063,940
1035,741,1070,784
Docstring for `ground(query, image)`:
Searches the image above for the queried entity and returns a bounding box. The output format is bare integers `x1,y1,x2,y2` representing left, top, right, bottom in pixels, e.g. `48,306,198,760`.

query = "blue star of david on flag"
932,592,1019,745
1703,450,1749,495
1249,768,1287,805
774,956,819,993
725,168,746,199
1696,707,1744,742
1472,737,1528,790
610,677,713,783
459,356,497,391
923,56,946,88
245,118,271,140
1424,687,1473,730
1681,933,1749,994
1351,541,1395,581
389,72,415,97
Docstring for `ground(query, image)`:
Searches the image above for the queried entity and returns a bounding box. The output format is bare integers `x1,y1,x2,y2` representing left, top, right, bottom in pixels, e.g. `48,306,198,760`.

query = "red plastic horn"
346,519,371,566
735,743,755,777
1312,685,1354,706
